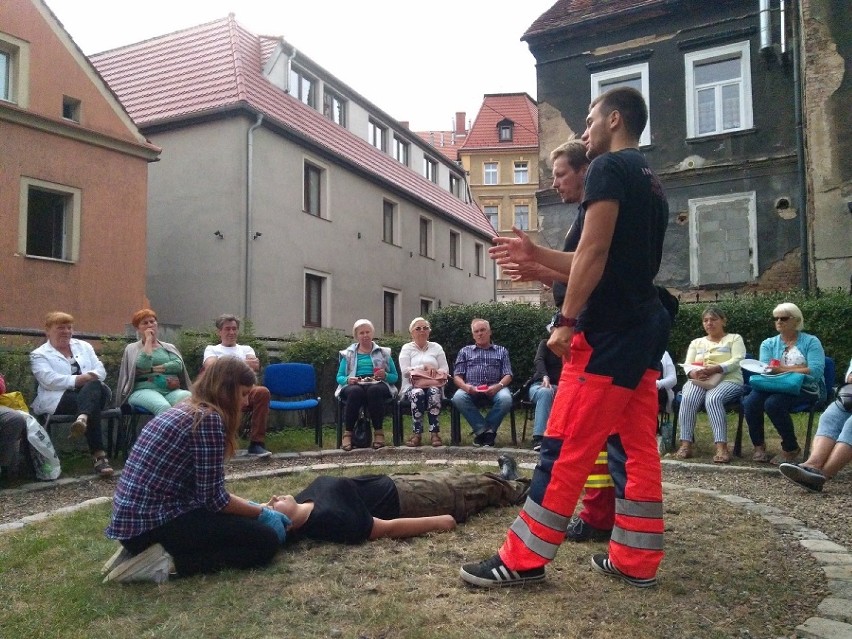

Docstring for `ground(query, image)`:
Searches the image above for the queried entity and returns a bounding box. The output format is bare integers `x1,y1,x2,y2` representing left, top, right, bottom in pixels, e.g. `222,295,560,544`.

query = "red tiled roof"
523,0,670,40
460,93,539,152
414,130,467,162
90,16,493,238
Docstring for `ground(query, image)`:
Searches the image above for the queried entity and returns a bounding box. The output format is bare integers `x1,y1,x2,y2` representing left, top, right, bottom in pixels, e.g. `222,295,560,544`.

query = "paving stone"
0,522,26,534
796,616,852,638
813,553,852,565
817,598,852,623
716,494,754,505
822,565,852,580
789,528,831,541
684,487,721,496
801,540,849,553
424,459,449,466
308,463,341,471
828,580,852,598
764,515,806,527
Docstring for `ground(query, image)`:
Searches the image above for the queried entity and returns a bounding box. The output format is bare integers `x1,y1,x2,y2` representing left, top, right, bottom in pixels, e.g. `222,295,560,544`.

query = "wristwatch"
553,312,578,328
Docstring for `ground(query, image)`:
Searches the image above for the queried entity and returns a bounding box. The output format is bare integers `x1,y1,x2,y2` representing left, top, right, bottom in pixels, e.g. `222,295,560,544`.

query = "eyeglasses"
413,326,431,332
773,316,792,322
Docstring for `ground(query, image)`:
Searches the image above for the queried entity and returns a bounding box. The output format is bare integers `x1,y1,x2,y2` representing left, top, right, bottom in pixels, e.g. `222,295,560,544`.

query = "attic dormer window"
499,122,513,141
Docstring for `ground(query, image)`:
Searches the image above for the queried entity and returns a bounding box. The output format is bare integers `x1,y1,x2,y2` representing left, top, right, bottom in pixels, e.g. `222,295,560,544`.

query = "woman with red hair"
116,309,191,414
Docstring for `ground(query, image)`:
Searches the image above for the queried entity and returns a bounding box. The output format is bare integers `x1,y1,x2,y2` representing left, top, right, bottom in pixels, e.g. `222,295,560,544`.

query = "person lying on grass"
266,455,527,544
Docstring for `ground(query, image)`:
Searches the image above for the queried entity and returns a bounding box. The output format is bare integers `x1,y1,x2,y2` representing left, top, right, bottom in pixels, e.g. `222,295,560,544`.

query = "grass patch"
0,463,826,638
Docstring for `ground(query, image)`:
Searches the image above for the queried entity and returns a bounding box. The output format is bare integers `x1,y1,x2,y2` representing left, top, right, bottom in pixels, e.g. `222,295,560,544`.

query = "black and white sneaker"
779,463,825,492
497,454,519,481
460,554,545,588
531,436,543,452
566,515,612,542
590,553,657,588
247,443,272,458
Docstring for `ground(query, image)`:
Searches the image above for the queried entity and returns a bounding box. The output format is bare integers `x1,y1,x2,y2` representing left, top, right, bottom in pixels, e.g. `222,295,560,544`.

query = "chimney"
455,112,466,134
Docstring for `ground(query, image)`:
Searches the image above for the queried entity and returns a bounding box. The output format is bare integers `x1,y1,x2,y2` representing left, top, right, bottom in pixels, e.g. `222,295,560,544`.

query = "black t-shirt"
551,205,583,308
292,475,400,544
579,148,668,331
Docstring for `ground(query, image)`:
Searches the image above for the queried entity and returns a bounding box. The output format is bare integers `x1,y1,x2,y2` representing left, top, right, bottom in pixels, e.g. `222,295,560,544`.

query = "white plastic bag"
21,411,62,481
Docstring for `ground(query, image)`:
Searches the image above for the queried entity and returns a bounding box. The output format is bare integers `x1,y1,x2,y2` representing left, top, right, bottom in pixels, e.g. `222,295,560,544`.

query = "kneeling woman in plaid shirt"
103,357,289,584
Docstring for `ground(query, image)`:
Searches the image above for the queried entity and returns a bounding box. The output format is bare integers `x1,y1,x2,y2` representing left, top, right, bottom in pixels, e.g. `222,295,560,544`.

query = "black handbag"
351,416,373,449
835,383,852,411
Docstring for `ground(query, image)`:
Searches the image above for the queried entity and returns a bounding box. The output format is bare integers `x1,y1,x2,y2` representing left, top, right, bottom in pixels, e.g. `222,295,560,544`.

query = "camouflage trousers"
391,469,529,523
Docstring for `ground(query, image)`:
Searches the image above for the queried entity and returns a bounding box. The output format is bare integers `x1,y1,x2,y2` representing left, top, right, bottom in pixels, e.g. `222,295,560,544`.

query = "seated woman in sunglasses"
399,317,449,447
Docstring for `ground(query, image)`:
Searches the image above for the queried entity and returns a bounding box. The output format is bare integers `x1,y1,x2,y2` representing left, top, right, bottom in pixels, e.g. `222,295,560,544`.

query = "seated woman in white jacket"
30,311,113,477
398,317,449,447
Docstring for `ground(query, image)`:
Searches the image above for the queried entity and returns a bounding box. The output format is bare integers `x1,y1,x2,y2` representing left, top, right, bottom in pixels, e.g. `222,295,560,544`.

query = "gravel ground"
1,447,849,551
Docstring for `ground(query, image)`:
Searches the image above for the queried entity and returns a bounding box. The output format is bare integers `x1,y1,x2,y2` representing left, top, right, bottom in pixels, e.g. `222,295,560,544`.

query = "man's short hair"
590,87,648,141
215,314,240,330
549,139,589,171
470,318,490,330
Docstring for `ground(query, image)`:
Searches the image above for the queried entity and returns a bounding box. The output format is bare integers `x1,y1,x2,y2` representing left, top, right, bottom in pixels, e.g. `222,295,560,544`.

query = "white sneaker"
101,545,132,574
103,543,171,584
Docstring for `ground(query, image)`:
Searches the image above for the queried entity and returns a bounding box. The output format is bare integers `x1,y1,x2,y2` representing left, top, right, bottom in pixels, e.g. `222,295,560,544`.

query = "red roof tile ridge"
226,15,248,103
91,15,234,56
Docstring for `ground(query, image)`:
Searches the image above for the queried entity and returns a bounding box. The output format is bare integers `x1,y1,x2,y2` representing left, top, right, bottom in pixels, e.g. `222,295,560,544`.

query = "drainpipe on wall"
245,113,264,319
791,0,809,291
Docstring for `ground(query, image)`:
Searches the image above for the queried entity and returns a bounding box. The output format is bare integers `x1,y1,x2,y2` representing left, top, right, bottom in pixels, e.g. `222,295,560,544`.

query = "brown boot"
372,430,386,449
430,432,443,447
406,433,422,447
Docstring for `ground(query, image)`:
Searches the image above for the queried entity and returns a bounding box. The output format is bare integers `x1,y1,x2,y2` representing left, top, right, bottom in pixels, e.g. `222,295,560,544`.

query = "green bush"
428,302,553,387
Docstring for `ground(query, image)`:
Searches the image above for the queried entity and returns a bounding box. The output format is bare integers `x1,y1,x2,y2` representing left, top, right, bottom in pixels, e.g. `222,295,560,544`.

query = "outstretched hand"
488,227,536,268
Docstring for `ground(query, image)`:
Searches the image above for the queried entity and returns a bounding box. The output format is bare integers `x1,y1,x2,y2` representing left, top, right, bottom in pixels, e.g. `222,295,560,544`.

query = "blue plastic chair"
263,363,323,446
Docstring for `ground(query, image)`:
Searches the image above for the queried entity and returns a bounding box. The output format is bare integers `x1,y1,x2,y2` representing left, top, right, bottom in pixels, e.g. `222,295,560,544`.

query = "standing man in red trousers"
460,86,670,588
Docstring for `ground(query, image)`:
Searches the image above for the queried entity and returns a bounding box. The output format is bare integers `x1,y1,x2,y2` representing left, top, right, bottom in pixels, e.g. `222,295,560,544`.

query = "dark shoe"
472,431,485,447
531,436,542,452
482,431,496,448
566,515,612,542
247,442,272,458
590,553,657,588
93,456,114,478
779,463,825,492
459,554,545,588
497,453,519,481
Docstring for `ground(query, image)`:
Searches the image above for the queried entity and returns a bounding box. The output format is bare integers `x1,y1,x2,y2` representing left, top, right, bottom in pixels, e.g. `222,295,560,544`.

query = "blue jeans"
451,387,512,434
816,402,852,446
743,388,811,452
528,382,556,438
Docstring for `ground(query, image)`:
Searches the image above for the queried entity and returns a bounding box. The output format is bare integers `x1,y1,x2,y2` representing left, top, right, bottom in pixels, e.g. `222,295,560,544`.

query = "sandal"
713,443,731,464
341,432,352,452
372,430,386,449
93,456,114,478
674,442,693,460
751,446,771,463
406,433,422,448
430,432,443,447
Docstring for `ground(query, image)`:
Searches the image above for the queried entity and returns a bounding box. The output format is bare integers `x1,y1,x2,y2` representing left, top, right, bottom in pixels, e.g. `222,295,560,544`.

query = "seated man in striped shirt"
451,319,513,447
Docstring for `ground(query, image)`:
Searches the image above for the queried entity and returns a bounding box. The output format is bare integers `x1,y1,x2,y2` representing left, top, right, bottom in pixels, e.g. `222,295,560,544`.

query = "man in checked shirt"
451,319,513,447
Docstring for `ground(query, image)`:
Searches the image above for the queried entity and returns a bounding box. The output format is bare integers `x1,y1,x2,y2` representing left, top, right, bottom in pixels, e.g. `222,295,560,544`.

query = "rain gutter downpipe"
245,113,264,319
791,0,809,291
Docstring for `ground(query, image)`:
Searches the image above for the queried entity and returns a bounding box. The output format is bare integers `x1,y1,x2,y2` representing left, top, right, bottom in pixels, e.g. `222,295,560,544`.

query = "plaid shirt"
453,343,512,387
105,403,231,540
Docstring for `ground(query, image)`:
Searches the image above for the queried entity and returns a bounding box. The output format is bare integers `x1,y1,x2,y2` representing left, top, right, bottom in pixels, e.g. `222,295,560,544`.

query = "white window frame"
289,66,317,108
687,192,758,286
449,174,461,197
513,161,529,184
369,119,387,151
513,204,530,231
591,62,651,147
0,32,30,107
323,87,346,127
484,162,499,185
393,135,410,165
18,178,81,263
304,269,330,328
483,205,499,230
424,157,438,183
684,41,753,138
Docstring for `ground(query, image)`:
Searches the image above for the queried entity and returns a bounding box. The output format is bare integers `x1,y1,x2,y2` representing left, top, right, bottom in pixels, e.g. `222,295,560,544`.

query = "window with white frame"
449,231,460,268
368,119,387,151
393,135,409,165
685,42,753,138
424,157,438,183
474,243,484,276
687,191,757,286
0,34,29,106
419,217,432,257
323,88,346,127
304,272,327,327
19,179,80,262
382,200,397,245
289,67,316,108
499,122,513,141
484,162,498,185
383,290,399,334
514,204,529,231
484,205,498,230
514,161,529,184
591,62,651,147
303,161,324,217
0,50,10,101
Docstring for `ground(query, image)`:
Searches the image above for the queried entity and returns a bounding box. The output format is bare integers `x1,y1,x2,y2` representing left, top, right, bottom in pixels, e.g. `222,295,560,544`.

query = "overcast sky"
45,0,556,131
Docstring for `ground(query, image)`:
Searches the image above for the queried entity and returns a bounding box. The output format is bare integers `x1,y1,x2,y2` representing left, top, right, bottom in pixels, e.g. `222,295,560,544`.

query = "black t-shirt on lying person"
291,475,400,544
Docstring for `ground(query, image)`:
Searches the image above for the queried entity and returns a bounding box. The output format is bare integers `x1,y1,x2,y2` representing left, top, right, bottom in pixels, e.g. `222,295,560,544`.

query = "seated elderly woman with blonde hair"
399,317,449,447
116,309,192,415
